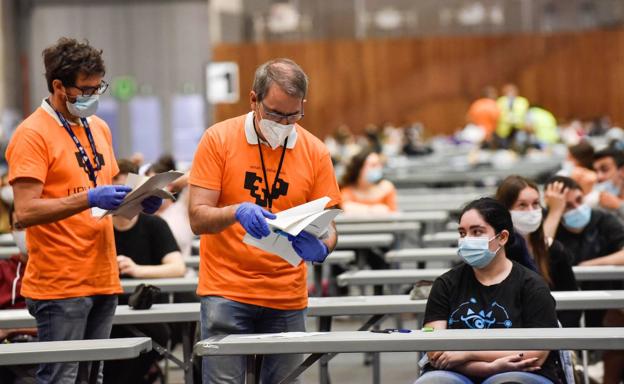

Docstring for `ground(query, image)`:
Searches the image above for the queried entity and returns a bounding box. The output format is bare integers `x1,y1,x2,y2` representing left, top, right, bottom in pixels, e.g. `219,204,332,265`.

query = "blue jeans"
26,295,118,384
200,295,306,384
415,370,554,384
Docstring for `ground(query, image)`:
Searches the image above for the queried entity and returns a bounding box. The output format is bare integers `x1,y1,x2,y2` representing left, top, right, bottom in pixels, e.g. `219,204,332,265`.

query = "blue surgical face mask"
66,94,99,118
563,204,591,230
365,168,383,184
457,235,501,269
595,180,621,196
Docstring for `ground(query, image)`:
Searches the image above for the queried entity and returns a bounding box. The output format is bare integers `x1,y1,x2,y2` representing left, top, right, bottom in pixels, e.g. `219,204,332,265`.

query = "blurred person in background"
557,140,597,195
340,148,397,214
467,86,499,142
524,105,559,147
494,83,530,149
591,147,624,220
496,175,580,327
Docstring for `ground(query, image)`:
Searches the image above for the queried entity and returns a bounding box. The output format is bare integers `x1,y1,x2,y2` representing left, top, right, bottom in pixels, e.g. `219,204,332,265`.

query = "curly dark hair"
43,37,105,93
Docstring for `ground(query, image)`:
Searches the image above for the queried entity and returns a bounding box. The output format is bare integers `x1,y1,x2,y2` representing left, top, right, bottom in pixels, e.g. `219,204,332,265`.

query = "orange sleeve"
6,127,49,184
383,183,398,212
189,128,224,191
311,151,342,208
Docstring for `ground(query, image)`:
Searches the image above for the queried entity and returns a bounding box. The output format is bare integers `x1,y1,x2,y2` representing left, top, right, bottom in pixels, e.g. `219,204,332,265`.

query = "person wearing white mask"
340,148,397,214
188,58,341,383
415,198,562,384
496,175,579,327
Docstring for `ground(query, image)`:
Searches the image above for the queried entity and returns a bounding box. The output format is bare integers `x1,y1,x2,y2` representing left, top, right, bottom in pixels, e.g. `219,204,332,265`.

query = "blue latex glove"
235,202,276,239
287,231,329,263
87,185,132,210
141,195,163,214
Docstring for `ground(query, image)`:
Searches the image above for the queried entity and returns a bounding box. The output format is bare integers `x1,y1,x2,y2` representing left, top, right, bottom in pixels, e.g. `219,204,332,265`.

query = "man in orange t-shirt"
5,38,161,384
467,85,500,140
189,58,341,383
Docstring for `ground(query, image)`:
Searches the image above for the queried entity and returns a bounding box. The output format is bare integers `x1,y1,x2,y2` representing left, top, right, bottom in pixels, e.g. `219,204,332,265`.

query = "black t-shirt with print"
424,261,561,383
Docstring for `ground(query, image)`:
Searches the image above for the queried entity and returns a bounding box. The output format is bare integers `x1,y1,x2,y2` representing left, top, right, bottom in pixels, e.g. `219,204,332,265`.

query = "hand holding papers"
243,197,341,266
97,171,184,219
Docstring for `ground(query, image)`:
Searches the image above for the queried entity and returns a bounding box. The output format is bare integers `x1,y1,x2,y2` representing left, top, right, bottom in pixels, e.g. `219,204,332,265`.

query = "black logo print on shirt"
74,151,105,171
243,171,289,208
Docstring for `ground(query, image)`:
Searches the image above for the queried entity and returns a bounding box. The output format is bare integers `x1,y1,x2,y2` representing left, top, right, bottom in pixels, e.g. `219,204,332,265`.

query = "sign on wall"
206,62,239,104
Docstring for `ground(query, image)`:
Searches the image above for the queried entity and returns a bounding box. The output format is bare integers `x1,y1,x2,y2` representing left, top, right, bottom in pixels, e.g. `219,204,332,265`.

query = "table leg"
313,264,323,297
182,322,194,384
89,360,100,384
318,316,332,384
246,355,263,384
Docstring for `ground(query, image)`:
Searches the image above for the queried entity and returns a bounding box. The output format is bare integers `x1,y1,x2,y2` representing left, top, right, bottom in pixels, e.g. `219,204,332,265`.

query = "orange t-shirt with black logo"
189,112,341,310
5,100,121,300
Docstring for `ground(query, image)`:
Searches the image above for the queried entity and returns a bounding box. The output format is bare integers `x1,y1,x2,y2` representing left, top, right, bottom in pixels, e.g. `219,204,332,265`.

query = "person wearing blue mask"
542,175,624,383
5,37,162,384
340,148,397,214
590,147,624,219
415,197,562,384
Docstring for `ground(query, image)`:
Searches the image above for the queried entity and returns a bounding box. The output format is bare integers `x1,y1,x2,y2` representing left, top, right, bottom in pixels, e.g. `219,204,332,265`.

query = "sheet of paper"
282,209,341,237
99,171,183,219
238,332,326,339
267,196,331,230
243,233,302,266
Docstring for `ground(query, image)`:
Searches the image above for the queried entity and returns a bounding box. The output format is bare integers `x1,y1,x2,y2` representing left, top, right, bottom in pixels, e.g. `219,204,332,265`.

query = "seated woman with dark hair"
340,148,397,214
415,198,562,384
496,175,580,327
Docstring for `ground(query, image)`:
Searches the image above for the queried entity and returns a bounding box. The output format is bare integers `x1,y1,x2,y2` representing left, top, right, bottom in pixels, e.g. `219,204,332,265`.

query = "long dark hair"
496,175,552,286
460,197,515,254
340,148,375,188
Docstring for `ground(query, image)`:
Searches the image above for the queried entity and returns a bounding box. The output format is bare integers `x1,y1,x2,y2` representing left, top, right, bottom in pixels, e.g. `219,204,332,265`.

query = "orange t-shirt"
467,98,500,138
5,100,121,300
341,181,398,212
189,112,341,310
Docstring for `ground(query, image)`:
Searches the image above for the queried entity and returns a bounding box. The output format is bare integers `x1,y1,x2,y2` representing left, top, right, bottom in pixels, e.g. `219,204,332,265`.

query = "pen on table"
370,328,412,333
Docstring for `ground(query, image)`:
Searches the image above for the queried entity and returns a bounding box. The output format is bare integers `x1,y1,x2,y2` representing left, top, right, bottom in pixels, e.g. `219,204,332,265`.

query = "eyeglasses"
66,80,109,97
259,101,304,124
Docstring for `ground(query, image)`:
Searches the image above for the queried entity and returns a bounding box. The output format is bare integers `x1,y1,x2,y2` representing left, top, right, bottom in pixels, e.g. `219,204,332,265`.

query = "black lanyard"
51,102,100,187
253,120,288,211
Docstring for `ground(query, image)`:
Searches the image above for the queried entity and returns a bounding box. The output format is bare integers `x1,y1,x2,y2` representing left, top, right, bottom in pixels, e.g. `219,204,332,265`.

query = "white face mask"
0,186,13,205
259,119,294,149
12,230,27,255
510,209,543,235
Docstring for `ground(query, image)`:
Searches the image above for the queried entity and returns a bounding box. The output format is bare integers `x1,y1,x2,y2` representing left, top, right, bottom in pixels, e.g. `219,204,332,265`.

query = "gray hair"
252,58,308,101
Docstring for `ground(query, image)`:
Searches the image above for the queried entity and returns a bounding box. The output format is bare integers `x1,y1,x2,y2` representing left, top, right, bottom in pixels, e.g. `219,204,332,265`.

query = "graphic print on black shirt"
423,261,562,383
448,297,512,329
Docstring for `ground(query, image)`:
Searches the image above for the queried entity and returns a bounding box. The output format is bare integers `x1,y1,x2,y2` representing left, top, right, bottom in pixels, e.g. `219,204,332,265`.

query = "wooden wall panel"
213,29,624,139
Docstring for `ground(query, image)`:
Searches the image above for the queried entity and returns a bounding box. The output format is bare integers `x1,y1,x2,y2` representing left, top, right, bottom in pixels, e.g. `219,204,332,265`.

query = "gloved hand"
235,202,276,239
141,195,163,214
287,231,329,263
87,185,132,210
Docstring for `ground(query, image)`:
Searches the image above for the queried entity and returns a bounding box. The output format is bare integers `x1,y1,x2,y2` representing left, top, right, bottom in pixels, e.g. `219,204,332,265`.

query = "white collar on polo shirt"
244,111,298,149
40,98,93,126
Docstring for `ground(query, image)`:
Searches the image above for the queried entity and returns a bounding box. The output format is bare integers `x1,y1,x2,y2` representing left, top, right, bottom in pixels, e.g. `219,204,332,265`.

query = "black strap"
49,99,100,187
253,119,288,211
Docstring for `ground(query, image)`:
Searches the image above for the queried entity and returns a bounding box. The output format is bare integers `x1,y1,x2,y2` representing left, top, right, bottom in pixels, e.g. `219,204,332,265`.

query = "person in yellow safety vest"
496,83,529,139
525,105,560,145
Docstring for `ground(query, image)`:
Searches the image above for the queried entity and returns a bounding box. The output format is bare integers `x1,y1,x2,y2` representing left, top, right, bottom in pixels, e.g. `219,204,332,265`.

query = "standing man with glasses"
189,58,341,383
5,37,162,384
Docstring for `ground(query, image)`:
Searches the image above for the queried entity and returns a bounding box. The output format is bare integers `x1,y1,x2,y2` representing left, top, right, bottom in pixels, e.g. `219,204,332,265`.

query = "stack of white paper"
243,196,341,266
96,171,184,219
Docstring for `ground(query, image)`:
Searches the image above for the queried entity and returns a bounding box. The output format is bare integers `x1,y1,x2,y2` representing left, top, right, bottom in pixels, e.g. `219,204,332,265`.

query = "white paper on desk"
98,171,184,220
238,332,326,339
242,196,341,266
